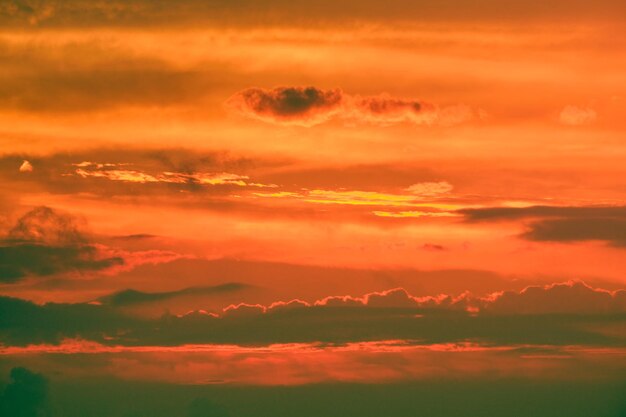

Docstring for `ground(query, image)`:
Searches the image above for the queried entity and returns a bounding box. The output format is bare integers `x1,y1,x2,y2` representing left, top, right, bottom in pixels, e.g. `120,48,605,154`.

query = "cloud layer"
1,281,624,347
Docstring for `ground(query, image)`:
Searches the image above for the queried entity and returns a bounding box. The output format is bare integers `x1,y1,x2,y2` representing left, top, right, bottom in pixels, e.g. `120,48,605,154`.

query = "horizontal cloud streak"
1,281,625,347
460,205,626,247
227,86,474,126
97,283,251,307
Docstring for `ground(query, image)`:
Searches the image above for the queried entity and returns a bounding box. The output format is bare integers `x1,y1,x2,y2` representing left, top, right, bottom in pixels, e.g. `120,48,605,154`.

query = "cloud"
0,367,51,417
97,283,250,307
1,281,624,347
0,244,123,283
0,149,273,200
482,281,626,314
559,105,597,126
227,87,474,127
73,163,277,188
0,206,183,283
460,205,626,222
227,86,344,126
7,206,86,246
18,160,33,173
522,218,626,247
460,205,626,247
405,181,453,196
421,243,447,251
254,188,461,210
1,0,624,28
0,207,123,283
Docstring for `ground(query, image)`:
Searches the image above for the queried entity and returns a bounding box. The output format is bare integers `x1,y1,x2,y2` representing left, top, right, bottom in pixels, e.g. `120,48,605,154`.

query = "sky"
0,1,625,416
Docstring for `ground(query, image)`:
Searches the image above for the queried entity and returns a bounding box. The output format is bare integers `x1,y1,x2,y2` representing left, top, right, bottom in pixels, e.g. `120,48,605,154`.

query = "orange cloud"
74,163,277,188
559,105,597,126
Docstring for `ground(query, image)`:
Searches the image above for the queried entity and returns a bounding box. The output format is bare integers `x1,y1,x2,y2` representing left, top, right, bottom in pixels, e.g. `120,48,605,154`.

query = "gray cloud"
97,283,251,307
0,367,51,417
0,207,122,283
522,218,626,247
0,0,624,28
460,206,626,222
460,205,626,248
1,281,624,347
227,86,471,126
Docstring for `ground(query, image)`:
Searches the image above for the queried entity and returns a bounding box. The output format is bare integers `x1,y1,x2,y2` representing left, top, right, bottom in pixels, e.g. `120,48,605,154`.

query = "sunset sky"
1,1,626,416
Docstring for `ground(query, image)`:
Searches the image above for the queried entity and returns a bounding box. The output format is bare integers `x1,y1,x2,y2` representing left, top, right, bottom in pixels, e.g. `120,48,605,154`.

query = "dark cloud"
522,218,626,247
7,206,85,245
227,87,344,126
0,244,122,283
460,206,626,222
227,86,469,126
0,367,51,417
0,206,123,283
482,281,626,314
1,281,624,347
0,295,140,345
460,205,626,248
97,283,250,307
0,0,624,28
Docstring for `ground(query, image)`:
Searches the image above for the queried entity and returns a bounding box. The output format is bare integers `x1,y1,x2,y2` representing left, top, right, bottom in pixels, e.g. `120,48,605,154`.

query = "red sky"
0,2,625,414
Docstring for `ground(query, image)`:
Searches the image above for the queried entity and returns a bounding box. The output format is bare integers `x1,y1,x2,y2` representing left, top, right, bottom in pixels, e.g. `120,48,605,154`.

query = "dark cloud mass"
7,206,85,245
227,86,456,126
0,207,123,283
461,205,626,248
1,281,624,347
227,87,344,125
460,206,626,222
523,218,626,247
0,367,51,417
97,283,250,307
0,0,624,28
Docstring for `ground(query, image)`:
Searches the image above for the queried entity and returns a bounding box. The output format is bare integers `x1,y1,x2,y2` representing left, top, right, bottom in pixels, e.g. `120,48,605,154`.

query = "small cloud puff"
405,181,453,196
19,160,33,172
559,105,597,126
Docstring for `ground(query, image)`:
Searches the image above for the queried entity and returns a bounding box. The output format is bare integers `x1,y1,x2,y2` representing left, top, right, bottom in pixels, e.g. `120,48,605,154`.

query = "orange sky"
1,2,626,407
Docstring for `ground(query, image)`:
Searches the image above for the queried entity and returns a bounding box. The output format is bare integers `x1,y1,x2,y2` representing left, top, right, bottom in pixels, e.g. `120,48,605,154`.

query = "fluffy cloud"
227,87,474,127
227,86,344,126
18,160,33,173
0,207,122,283
405,181,453,196
7,206,86,246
